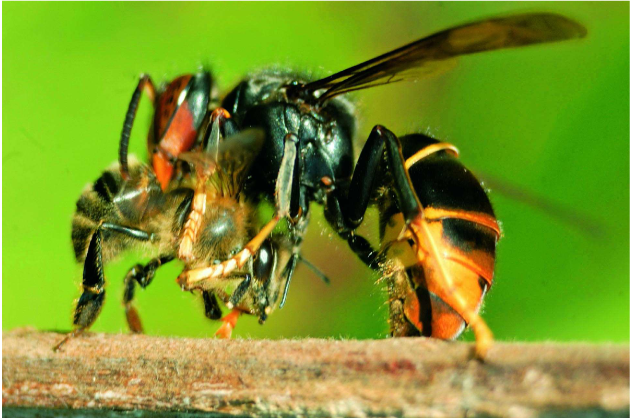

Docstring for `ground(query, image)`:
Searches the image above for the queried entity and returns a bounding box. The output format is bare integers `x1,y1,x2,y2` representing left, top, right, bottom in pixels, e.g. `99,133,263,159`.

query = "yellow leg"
177,215,280,288
405,216,493,360
401,144,494,360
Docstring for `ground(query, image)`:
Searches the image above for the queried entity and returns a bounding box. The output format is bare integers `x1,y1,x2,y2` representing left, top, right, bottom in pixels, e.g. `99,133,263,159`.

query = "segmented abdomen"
71,162,163,263
381,134,500,339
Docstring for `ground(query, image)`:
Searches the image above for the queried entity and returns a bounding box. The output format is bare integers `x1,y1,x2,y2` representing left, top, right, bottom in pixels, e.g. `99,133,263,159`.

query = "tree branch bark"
2,329,628,417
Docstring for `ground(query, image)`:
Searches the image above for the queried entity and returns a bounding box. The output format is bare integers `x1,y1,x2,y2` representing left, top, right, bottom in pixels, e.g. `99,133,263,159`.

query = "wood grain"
2,329,628,417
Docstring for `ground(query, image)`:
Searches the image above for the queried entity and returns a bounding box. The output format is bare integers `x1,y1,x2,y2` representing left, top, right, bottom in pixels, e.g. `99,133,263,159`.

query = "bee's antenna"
299,256,331,285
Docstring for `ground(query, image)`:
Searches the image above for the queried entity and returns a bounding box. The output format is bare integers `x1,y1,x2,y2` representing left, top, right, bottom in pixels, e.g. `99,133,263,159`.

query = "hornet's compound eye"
253,239,275,285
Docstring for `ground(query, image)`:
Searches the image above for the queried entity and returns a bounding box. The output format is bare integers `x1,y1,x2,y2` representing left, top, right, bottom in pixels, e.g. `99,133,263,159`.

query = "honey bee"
55,129,297,350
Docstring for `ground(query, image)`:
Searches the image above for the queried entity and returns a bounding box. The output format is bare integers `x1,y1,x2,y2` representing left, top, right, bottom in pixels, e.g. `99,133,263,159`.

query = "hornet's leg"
325,125,418,269
177,108,240,262
402,137,496,359
326,125,493,359
200,107,239,156
54,222,155,352
177,266,247,338
213,275,251,340
123,255,174,333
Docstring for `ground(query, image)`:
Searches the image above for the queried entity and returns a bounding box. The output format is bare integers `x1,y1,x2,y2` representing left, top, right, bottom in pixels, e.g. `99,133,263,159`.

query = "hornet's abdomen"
381,134,500,339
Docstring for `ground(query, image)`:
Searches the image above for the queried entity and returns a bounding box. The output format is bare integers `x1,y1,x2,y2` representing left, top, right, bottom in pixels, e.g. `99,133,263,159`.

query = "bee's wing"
178,151,216,172
180,129,265,195
300,13,586,103
218,129,265,189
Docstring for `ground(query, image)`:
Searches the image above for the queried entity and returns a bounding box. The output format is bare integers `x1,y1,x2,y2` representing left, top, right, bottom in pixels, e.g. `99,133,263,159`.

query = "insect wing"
179,129,264,194
218,129,265,193
476,171,603,239
178,150,219,177
302,13,586,103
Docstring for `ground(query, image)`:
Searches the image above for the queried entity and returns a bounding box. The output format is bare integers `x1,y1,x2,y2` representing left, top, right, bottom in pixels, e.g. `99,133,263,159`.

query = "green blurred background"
4,2,628,343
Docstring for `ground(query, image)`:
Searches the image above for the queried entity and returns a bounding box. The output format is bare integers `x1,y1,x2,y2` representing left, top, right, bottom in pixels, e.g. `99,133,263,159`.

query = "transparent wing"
477,171,604,239
179,129,265,196
299,13,586,103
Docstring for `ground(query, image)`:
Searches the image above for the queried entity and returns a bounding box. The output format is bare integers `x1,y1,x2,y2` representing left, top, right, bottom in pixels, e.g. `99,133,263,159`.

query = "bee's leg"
178,134,297,287
172,188,195,230
123,255,174,333
119,74,156,180
215,309,242,339
54,222,156,351
54,228,106,352
101,222,156,241
202,290,222,320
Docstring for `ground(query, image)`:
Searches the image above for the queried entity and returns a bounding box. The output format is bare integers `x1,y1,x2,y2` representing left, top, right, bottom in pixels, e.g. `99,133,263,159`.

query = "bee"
59,13,585,358
55,127,296,350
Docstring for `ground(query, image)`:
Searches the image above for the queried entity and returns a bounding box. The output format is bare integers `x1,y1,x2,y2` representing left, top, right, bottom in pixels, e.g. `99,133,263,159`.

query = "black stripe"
407,267,433,337
400,134,495,217
416,287,433,337
93,171,119,203
441,218,497,256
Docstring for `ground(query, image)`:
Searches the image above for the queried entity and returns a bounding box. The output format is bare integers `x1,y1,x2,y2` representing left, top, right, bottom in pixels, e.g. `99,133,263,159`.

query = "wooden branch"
3,329,628,417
